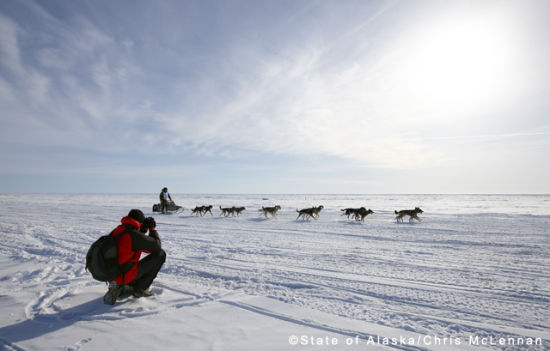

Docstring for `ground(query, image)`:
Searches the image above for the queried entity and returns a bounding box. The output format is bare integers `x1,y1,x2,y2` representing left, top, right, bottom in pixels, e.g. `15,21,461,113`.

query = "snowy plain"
0,194,549,351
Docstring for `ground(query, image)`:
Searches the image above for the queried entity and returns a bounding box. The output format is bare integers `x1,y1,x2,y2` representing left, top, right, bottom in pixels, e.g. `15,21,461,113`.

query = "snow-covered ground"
0,194,548,350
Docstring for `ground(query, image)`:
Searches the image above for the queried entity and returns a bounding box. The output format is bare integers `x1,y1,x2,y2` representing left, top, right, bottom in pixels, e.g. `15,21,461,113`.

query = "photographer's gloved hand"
140,217,155,233
145,217,156,230
145,217,160,244
139,222,148,233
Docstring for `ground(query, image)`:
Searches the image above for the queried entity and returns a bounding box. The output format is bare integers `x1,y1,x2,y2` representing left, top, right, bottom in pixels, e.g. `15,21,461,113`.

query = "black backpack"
85,225,134,282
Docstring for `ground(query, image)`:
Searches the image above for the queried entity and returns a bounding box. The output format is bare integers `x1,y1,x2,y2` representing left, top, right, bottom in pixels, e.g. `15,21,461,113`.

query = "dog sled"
152,200,184,214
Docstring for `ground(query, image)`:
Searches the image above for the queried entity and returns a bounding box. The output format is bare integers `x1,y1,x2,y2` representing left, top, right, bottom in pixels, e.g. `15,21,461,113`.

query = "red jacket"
110,216,162,285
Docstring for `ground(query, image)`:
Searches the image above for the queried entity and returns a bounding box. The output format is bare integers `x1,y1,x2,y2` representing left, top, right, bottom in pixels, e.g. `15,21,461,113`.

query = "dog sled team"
152,187,424,222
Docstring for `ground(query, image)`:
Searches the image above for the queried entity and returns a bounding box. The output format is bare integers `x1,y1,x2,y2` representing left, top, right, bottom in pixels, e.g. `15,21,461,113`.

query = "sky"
1,0,549,194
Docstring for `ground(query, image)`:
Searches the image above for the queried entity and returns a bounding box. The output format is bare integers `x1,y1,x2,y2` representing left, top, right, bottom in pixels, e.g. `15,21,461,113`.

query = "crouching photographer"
104,209,166,304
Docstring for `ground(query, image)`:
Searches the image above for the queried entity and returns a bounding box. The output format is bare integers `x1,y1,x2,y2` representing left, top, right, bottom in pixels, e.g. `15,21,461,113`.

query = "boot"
103,281,122,305
119,284,134,298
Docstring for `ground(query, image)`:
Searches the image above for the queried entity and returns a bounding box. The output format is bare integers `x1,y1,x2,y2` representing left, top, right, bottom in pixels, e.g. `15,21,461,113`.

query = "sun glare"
395,9,521,116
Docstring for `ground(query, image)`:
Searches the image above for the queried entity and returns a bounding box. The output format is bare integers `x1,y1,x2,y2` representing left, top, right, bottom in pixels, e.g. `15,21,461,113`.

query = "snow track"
0,194,549,350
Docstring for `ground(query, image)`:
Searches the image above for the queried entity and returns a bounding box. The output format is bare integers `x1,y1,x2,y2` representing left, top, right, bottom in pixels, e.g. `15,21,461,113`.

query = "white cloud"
0,14,24,76
1,0,548,180
0,4,153,153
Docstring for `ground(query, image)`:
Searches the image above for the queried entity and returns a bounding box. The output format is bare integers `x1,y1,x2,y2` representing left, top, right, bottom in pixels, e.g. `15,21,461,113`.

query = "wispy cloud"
1,4,149,151
1,0,549,193
1,1,442,168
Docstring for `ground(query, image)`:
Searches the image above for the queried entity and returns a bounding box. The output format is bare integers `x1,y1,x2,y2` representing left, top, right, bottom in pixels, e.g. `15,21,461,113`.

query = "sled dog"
202,205,213,216
258,205,281,218
341,208,357,219
234,207,246,216
220,206,246,217
191,205,213,216
311,205,324,218
355,207,374,222
296,208,315,220
296,205,324,220
191,206,204,216
395,207,423,222
341,207,372,221
219,206,235,217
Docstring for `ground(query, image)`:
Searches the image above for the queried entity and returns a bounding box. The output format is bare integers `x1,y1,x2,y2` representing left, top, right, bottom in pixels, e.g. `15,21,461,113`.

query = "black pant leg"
131,250,166,291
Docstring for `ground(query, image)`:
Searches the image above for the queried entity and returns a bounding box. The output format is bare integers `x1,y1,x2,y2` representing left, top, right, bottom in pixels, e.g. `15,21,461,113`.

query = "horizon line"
1,192,549,196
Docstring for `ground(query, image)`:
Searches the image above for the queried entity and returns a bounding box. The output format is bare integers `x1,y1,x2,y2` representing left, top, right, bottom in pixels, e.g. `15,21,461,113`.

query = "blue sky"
1,0,549,194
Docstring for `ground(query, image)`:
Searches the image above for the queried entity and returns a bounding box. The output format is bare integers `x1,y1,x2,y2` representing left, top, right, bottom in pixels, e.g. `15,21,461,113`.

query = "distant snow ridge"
0,194,548,350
